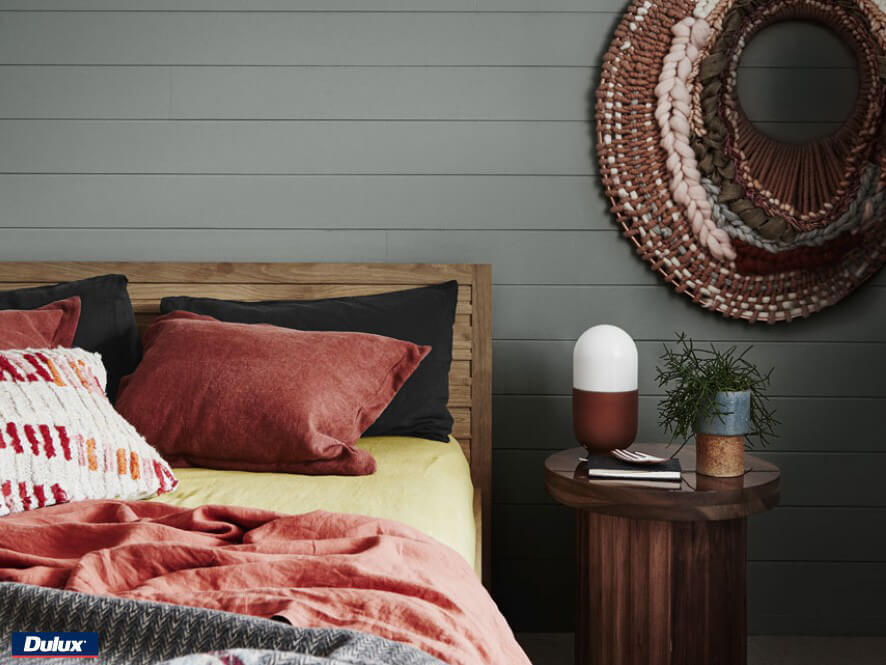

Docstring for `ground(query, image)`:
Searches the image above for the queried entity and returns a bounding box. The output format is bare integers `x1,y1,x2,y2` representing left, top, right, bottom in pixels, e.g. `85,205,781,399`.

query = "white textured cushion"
0,347,177,515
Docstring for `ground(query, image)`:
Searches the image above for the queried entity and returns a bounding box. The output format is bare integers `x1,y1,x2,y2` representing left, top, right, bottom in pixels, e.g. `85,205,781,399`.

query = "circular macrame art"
596,0,886,322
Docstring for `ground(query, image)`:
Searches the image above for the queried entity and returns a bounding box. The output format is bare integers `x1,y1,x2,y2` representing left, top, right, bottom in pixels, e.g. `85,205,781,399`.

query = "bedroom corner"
0,2,881,665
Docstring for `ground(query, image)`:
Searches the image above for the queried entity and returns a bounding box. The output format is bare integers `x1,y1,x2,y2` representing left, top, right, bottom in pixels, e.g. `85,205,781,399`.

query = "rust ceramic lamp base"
573,389,638,453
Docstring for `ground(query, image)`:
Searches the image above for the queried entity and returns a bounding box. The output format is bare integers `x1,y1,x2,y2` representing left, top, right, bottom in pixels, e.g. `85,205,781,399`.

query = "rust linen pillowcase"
0,297,81,349
115,311,430,476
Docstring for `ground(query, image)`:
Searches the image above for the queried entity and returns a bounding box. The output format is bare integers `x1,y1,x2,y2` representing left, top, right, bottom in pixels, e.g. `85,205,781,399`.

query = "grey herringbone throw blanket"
0,583,445,665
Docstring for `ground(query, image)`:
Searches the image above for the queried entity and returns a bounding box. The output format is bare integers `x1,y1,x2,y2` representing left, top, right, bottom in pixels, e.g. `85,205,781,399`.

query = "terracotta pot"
695,391,750,478
573,388,638,454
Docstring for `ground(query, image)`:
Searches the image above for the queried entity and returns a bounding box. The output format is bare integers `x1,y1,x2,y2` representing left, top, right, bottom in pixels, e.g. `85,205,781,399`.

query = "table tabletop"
545,443,780,521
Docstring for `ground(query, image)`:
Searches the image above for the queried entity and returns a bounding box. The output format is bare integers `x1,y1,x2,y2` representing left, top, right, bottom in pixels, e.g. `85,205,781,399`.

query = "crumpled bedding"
0,500,529,665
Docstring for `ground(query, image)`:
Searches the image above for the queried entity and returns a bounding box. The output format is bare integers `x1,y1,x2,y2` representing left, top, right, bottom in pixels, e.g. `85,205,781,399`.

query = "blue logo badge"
11,632,99,658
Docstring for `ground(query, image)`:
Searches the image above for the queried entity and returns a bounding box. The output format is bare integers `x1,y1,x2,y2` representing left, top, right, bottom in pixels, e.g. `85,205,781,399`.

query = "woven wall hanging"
596,0,885,322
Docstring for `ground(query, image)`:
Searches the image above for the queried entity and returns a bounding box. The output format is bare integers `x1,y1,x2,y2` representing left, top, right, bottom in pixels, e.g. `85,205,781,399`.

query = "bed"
0,261,513,665
152,435,477,569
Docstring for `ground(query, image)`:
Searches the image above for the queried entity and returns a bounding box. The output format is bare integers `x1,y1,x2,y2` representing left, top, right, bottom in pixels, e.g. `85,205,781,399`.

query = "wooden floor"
516,634,886,665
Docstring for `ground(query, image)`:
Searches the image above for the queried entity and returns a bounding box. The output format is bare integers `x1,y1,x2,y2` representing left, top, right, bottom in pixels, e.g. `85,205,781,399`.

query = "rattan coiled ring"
596,0,885,322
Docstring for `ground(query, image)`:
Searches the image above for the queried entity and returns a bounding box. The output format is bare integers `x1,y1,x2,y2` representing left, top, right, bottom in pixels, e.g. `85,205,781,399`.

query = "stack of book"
583,455,682,489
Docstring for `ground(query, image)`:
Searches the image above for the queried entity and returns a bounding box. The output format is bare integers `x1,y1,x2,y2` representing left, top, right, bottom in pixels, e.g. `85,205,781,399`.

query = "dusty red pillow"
115,311,430,475
0,297,81,349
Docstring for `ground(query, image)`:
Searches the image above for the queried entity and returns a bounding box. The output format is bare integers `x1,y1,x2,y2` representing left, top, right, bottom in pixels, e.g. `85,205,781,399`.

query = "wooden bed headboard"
0,262,492,585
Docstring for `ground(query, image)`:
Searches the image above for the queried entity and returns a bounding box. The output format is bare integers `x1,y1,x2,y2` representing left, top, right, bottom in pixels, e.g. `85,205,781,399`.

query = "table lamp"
573,324,638,453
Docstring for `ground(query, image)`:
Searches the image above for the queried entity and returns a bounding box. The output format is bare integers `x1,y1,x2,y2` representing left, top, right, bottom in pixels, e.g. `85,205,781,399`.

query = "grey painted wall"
0,1,880,635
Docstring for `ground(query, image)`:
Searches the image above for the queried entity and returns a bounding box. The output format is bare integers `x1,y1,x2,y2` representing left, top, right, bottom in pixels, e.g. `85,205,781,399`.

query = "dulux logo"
11,632,99,658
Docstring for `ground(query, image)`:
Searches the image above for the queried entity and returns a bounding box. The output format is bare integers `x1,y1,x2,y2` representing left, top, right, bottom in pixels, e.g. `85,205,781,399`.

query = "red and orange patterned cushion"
0,347,177,515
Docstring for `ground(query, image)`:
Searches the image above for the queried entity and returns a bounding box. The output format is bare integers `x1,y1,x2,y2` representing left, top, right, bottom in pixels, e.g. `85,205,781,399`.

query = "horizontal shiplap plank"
3,228,882,289
0,175,611,230
737,68,857,124
0,67,170,118
387,230,655,284
0,13,613,66
0,120,595,175
741,21,855,70
0,119,838,176
493,503,574,559
750,562,886,635
494,558,576,631
750,508,886,562
493,285,886,342
757,122,843,144
0,66,853,122
494,558,886,633
493,341,886,397
0,13,853,67
492,396,886,453
0,261,475,284
493,504,886,562
0,229,389,261
0,229,660,285
494,450,886,506
2,229,882,291
0,1,633,10
172,67,597,121
759,453,886,508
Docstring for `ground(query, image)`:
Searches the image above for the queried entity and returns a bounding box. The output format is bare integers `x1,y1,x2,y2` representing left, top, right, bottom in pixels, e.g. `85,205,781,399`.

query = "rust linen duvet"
0,500,529,665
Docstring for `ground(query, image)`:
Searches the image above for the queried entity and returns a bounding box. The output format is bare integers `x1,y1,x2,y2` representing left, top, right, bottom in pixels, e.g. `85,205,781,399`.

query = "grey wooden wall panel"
494,504,886,562
0,13,852,67
0,120,595,175
741,21,855,69
493,558,576,630
0,229,389,261
493,450,886,506
386,230,659,284
0,67,170,118
737,68,858,123
0,175,611,230
1,2,878,638
169,67,598,121
0,1,486,9
493,341,886,397
0,229,660,284
494,558,886,633
493,285,886,342
749,563,886,635
0,118,835,176
493,396,886,453
749,508,886,561
0,66,852,121
0,13,613,65
0,1,634,10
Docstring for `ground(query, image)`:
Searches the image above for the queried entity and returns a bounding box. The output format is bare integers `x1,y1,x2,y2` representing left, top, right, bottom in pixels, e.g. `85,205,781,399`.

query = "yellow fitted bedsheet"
150,436,476,568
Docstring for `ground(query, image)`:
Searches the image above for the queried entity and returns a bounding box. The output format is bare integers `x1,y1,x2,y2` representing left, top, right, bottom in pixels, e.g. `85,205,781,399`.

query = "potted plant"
656,333,777,477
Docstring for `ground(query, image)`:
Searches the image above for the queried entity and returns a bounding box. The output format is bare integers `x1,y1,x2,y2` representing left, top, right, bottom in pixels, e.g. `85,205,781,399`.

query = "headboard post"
471,264,493,587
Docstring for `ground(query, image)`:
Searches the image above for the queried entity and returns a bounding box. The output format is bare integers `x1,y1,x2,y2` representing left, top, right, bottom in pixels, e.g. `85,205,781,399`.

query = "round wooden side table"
545,443,780,665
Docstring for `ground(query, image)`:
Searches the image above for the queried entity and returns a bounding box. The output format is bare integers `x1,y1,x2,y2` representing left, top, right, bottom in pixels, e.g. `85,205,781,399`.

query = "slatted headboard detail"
0,262,493,585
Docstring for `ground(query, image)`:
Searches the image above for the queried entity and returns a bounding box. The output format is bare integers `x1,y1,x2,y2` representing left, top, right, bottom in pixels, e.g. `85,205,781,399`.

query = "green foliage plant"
656,333,778,449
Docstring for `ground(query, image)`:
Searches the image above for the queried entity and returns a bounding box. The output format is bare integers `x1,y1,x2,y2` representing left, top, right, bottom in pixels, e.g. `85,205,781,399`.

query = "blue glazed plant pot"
695,390,751,436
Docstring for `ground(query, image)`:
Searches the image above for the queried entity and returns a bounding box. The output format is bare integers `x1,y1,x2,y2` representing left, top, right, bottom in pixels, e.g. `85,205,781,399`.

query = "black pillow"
161,281,457,442
0,274,140,401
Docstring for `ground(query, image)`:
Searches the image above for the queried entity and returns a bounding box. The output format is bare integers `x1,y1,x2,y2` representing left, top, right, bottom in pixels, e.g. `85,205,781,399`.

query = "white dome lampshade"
573,324,638,453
